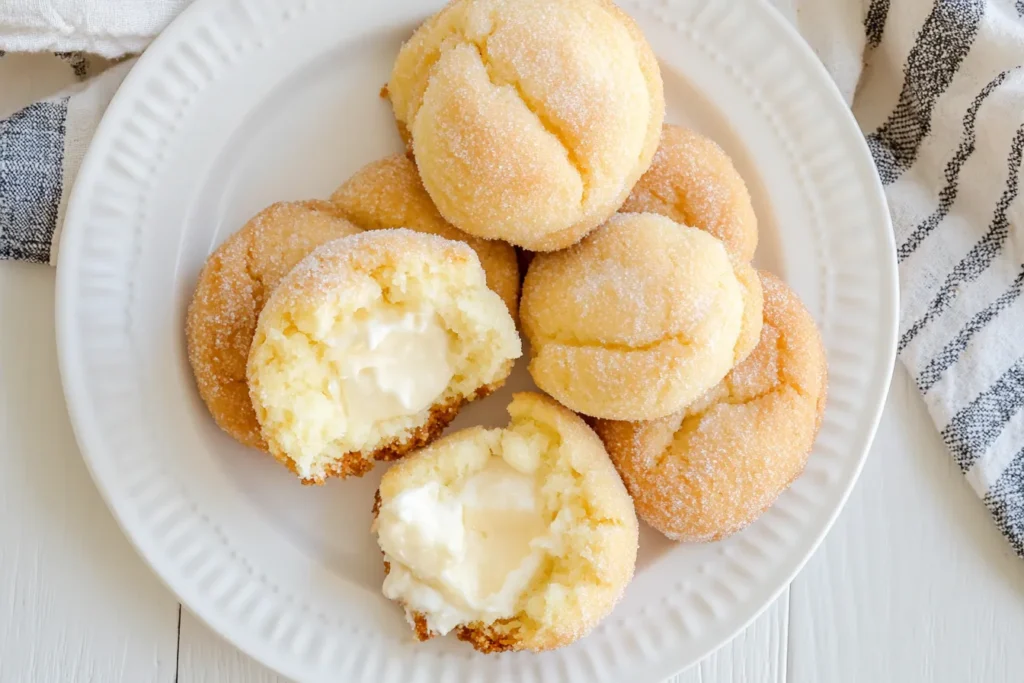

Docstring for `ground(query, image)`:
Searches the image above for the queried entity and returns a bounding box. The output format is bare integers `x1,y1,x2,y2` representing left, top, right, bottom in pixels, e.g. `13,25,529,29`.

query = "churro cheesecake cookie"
247,229,522,483
388,0,664,251
594,273,828,542
520,212,762,421
331,154,520,318
622,124,759,262
373,392,638,652
186,200,363,450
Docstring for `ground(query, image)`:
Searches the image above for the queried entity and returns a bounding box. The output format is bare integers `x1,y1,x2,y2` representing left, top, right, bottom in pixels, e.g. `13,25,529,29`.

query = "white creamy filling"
377,457,554,635
327,308,454,426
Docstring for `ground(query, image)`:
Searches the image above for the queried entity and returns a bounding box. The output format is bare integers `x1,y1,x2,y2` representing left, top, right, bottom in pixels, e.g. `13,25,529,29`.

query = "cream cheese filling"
377,454,557,635
327,308,454,426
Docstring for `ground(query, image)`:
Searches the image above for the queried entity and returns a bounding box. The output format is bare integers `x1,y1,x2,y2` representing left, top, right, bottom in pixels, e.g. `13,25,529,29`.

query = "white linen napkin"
0,0,190,56
2,0,1024,558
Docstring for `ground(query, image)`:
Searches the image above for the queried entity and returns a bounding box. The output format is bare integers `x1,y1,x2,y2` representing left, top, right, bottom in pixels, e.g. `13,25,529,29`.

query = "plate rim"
54,0,899,680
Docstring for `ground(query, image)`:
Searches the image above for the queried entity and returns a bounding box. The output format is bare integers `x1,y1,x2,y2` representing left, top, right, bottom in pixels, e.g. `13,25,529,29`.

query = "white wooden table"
3,258,1024,682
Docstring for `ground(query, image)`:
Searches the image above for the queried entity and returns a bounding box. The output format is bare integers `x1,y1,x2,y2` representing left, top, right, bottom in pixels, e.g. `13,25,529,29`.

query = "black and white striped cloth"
853,0,1024,557
0,53,130,263
2,0,1024,557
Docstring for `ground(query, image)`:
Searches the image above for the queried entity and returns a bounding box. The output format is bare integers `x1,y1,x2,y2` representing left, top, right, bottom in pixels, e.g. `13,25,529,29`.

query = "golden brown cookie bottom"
286,382,500,485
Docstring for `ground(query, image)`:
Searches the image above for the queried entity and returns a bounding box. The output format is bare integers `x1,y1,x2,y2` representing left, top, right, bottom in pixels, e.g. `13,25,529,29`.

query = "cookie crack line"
242,237,267,312
532,330,697,354
221,240,265,387
650,381,809,471
466,38,589,207
642,184,693,226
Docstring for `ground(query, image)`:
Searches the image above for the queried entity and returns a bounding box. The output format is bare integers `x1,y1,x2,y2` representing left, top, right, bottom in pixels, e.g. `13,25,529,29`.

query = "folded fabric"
0,57,131,263
2,0,1024,559
0,0,190,56
860,0,1024,556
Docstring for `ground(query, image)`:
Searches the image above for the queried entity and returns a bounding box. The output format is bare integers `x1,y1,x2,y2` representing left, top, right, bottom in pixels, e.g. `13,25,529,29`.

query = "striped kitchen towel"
855,0,1024,556
0,53,131,263
2,0,1024,558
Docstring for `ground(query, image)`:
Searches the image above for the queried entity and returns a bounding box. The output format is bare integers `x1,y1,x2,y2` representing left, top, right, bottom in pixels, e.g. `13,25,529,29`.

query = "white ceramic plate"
55,0,898,680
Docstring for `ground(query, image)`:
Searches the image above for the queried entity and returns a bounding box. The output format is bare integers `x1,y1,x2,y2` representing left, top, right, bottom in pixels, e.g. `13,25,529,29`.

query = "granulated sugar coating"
622,124,759,262
388,0,664,251
185,200,363,450
593,272,828,542
733,262,765,365
246,229,522,484
520,212,763,421
330,154,520,318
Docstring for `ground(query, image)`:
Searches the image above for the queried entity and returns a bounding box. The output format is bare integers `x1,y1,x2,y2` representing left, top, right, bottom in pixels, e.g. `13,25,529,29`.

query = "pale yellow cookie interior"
247,229,522,483
389,0,664,251
374,392,638,653
734,261,764,365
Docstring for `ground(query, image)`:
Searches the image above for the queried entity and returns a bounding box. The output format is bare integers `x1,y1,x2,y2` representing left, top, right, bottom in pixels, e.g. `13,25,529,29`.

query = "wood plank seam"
176,604,182,683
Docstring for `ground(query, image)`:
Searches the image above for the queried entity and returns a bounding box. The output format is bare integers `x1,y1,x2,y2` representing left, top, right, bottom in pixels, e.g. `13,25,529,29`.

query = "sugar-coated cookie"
622,124,758,262
520,212,762,421
594,273,827,542
373,392,637,652
186,200,363,449
247,229,522,484
388,0,664,251
331,154,520,318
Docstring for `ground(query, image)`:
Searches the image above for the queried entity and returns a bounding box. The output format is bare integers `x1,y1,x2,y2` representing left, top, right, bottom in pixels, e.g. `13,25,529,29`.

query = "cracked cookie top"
387,0,664,251
592,272,828,542
330,154,521,319
520,212,762,421
185,200,363,450
622,124,760,263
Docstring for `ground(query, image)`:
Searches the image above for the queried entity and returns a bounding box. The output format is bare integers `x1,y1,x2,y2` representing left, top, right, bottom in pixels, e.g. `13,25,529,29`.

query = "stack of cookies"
185,0,827,655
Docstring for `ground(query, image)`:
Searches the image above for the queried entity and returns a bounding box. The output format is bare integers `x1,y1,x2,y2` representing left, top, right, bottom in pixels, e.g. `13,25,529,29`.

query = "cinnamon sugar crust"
594,272,828,542
185,200,362,450
622,124,758,262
